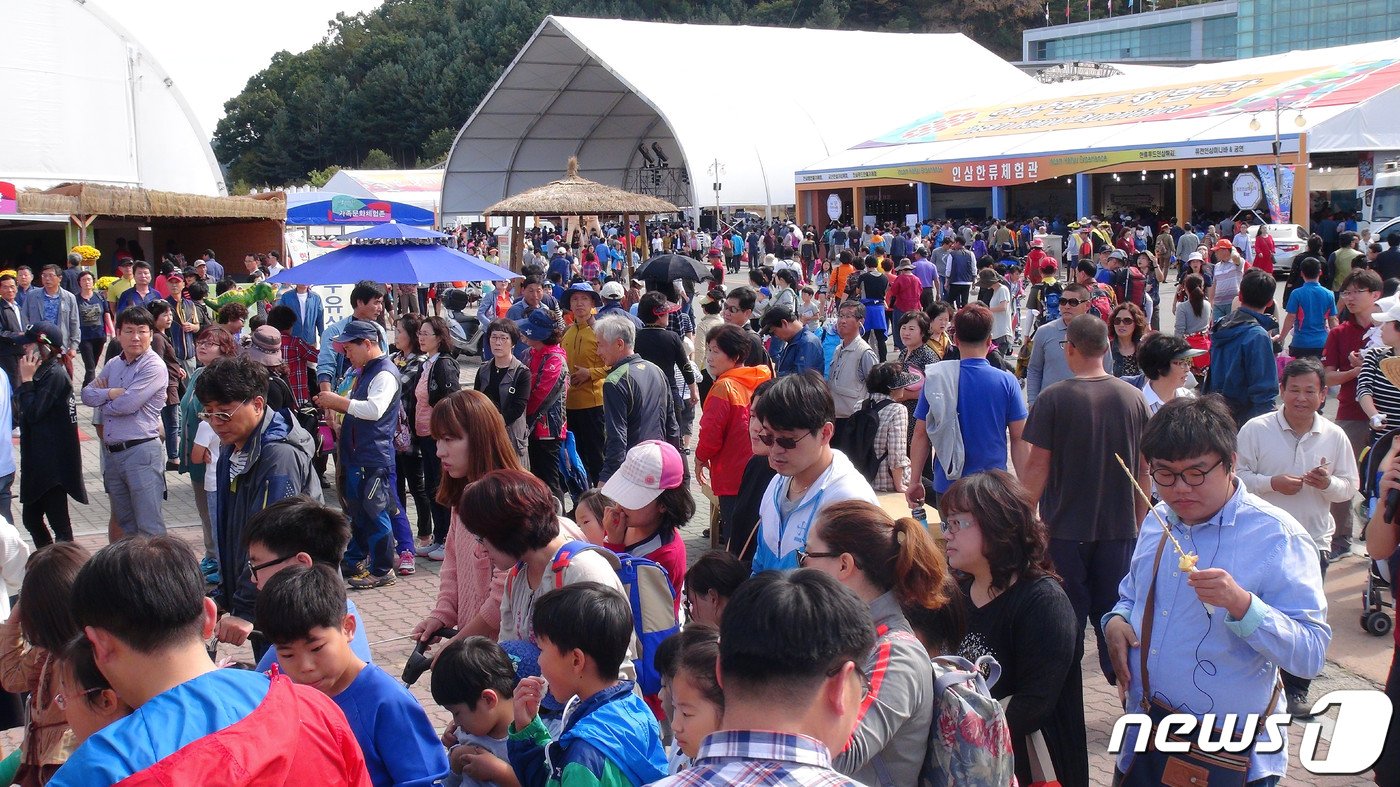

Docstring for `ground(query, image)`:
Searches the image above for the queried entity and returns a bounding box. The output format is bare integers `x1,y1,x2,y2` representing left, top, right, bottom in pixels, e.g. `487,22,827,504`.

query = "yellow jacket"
563,318,607,409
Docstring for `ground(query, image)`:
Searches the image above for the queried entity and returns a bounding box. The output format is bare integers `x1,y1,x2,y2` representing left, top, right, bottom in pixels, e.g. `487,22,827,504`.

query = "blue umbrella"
268,238,514,285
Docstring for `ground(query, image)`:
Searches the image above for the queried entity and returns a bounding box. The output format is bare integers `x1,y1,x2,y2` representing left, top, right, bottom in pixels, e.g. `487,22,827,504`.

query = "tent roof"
799,37,1400,185
17,183,283,220
441,16,1035,214
324,169,445,212
0,0,225,195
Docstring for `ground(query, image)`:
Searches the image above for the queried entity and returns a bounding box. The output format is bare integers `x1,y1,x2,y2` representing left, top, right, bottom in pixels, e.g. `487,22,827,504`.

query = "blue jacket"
508,681,667,787
776,326,825,377
1205,307,1278,424
276,289,324,346
340,355,399,469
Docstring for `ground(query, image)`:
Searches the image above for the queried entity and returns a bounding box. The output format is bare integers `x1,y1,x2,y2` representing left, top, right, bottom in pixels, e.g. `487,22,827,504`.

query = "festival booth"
286,191,436,228
14,183,285,277
795,37,1400,228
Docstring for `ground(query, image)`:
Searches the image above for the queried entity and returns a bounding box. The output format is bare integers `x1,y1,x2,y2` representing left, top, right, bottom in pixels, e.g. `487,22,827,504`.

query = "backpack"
1088,283,1116,324
919,654,1017,787
509,541,680,697
1121,266,1148,309
843,397,898,480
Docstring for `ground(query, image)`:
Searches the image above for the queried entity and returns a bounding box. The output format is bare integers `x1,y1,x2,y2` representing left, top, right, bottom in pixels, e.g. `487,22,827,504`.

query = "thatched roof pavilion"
483,157,677,273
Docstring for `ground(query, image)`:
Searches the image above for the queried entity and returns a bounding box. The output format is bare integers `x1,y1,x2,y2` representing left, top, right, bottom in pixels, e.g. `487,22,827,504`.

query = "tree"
307,165,342,188
360,149,396,169
417,127,458,167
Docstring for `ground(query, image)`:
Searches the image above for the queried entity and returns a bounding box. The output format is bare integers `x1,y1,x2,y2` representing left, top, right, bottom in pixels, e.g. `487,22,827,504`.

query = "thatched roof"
17,183,284,220
484,157,678,217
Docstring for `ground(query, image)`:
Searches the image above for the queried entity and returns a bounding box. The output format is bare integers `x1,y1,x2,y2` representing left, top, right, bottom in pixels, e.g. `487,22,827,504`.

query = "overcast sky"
99,0,384,139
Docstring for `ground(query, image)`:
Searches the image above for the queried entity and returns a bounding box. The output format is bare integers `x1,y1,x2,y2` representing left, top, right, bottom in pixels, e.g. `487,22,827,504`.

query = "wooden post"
1175,167,1191,228
1291,134,1309,227
510,215,525,274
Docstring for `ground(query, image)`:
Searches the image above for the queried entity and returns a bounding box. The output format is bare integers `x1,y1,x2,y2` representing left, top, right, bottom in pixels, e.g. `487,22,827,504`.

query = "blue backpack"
512,541,680,696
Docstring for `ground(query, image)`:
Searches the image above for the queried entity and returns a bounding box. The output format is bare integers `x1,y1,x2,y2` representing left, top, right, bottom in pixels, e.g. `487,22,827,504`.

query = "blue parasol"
268,224,514,285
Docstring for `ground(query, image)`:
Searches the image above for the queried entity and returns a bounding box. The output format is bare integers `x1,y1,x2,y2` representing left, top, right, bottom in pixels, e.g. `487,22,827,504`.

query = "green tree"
360,149,396,169
307,165,342,188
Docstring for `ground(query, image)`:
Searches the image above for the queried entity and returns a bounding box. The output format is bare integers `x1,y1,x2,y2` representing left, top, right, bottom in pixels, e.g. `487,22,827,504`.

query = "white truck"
1359,158,1400,242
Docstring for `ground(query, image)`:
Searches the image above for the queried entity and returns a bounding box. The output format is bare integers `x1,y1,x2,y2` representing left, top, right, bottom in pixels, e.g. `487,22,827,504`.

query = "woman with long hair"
13,326,88,547
941,471,1086,787
800,500,948,786
410,316,461,558
1,543,90,784
411,389,525,648
390,314,431,547
1109,302,1148,377
1174,272,1211,338
178,326,238,582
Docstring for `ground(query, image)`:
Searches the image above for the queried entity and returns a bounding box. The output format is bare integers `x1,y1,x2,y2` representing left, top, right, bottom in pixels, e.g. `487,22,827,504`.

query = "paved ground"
0,270,1389,783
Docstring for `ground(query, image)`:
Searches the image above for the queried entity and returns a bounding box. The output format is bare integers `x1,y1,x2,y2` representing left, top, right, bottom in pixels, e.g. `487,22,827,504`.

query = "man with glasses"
196,354,321,656
749,372,876,575
828,301,877,448
81,306,170,536
1021,314,1150,684
650,569,875,787
595,314,680,484
1323,268,1381,560
1104,396,1329,785
1024,283,1110,407
722,286,771,368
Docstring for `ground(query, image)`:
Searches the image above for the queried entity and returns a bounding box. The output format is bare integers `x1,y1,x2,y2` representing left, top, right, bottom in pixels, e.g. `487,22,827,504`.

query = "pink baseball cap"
601,440,685,509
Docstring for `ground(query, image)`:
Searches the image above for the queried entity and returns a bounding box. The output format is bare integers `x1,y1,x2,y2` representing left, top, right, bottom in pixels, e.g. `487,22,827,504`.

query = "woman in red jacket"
695,323,772,544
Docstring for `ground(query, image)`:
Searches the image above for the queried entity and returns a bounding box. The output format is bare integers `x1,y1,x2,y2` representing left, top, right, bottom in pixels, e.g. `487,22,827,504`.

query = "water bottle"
910,506,928,528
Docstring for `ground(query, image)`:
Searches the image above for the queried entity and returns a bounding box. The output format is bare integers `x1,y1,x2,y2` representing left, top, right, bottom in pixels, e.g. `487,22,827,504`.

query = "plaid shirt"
870,393,910,493
650,731,867,787
279,332,318,404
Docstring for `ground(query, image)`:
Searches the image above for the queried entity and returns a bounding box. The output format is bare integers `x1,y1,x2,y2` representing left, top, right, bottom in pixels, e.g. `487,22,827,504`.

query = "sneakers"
347,569,397,590
397,551,416,575
419,542,446,561
200,557,220,585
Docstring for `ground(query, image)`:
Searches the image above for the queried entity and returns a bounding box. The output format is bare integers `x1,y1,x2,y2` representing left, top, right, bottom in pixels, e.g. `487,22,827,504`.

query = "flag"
1066,0,1071,19
1045,2,1050,22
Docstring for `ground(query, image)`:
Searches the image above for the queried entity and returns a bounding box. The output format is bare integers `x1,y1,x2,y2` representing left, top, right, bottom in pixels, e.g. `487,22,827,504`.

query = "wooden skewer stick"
1115,453,1213,617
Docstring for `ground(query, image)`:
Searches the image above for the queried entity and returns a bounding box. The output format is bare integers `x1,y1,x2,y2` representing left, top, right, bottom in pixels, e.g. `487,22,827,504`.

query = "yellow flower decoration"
95,276,119,292
71,245,102,263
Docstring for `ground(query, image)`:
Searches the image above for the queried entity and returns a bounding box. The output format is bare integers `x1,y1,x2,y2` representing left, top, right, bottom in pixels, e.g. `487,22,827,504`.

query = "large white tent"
440,16,1035,217
798,37,1400,182
0,0,225,196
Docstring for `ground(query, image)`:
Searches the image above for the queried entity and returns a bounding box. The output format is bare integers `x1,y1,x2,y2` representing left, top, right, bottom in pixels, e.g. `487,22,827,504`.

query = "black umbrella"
635,253,713,284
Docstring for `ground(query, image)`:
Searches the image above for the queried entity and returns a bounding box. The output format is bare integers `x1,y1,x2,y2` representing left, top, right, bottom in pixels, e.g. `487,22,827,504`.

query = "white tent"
798,37,1400,183
0,0,225,195
323,169,445,214
440,16,1035,216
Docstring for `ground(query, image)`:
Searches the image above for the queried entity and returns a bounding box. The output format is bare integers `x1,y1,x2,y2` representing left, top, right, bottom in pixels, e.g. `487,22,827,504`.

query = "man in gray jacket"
595,314,680,483
21,264,80,364
1025,282,1110,407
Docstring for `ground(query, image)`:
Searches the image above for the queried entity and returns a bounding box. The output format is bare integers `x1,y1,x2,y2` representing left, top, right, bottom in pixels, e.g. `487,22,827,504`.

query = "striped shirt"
1356,346,1400,431
650,731,867,787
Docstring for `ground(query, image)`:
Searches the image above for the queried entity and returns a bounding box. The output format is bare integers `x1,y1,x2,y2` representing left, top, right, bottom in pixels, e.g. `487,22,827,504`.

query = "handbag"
1184,330,1211,372
1119,536,1281,787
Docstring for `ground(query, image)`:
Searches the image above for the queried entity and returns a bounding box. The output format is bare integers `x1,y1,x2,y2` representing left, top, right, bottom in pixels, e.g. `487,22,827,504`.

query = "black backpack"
844,397,898,481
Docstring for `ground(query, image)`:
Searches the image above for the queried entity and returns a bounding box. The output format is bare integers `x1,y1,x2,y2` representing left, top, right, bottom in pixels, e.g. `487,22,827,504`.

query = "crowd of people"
0,208,1394,786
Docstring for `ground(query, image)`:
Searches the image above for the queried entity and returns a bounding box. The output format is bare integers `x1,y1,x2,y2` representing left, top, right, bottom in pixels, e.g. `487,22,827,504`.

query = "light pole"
709,158,725,235
1249,99,1306,222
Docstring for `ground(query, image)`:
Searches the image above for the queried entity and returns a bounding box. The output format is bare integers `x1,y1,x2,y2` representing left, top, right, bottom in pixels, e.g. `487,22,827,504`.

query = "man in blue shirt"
116,261,163,313
1278,256,1336,358
762,306,824,377
1104,395,1330,784
906,303,1027,505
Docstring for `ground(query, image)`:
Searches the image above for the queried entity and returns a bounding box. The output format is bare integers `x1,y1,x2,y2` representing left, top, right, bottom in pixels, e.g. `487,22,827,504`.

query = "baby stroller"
1358,428,1396,637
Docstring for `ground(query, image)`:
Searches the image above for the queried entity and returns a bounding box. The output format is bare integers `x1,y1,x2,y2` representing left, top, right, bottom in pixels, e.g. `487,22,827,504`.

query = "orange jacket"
696,365,772,495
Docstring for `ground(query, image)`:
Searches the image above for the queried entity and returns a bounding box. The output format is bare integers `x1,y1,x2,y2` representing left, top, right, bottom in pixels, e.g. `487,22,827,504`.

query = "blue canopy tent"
286,191,435,226
268,224,514,285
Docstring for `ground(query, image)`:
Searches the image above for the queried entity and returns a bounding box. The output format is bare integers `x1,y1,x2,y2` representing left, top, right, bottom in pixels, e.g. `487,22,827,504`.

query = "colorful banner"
800,139,1297,187
860,57,1400,148
1255,164,1296,223
0,181,15,215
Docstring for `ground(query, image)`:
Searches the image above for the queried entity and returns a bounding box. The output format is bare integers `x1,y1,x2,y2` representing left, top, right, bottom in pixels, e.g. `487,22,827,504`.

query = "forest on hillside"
212,0,1206,190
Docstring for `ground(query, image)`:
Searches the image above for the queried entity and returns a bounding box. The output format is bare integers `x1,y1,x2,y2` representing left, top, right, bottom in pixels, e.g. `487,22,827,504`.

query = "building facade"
1024,0,1400,64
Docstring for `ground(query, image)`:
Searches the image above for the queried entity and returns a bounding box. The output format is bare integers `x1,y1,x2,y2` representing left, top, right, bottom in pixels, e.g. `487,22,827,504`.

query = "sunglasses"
1060,297,1086,307
756,430,812,450
1113,317,1137,325
197,399,251,423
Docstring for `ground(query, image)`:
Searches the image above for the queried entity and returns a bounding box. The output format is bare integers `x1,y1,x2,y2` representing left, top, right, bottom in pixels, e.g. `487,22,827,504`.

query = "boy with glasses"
196,354,322,656
749,372,876,575
1323,268,1382,559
